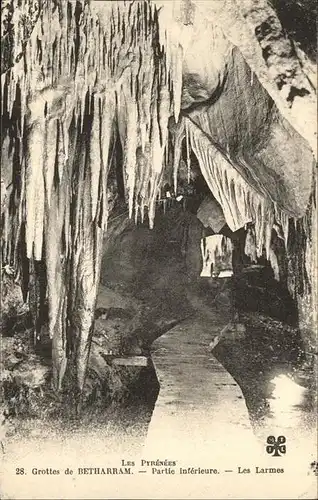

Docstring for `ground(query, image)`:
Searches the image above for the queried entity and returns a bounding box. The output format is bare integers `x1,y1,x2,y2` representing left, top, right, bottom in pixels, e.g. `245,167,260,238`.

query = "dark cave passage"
91,199,313,439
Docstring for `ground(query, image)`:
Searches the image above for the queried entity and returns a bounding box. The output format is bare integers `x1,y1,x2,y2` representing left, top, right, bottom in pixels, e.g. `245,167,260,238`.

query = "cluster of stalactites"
171,116,290,264
1,0,292,280
1,0,183,268
1,0,185,392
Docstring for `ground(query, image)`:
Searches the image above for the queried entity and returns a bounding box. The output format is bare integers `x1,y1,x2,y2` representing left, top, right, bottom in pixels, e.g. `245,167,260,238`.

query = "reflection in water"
213,330,317,495
269,374,307,428
213,324,316,436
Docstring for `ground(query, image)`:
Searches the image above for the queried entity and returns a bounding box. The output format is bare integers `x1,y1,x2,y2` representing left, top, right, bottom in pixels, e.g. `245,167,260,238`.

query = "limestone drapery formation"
1,0,317,396
1,0,181,394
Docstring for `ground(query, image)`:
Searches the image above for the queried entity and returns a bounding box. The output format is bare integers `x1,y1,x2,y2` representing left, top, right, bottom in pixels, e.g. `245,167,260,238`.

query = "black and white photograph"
0,1,317,498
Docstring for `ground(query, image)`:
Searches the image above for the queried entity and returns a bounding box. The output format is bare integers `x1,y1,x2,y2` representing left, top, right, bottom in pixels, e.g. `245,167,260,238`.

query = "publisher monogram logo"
266,436,286,457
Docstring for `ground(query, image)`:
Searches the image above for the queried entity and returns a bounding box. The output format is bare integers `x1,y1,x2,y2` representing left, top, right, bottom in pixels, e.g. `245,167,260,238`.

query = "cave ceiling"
153,0,316,218
1,0,317,252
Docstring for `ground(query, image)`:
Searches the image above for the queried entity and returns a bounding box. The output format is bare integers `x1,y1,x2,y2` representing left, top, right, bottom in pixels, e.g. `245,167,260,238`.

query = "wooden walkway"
144,315,260,467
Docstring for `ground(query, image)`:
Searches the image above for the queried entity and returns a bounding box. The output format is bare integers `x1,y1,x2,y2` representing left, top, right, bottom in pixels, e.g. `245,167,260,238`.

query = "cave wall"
288,180,317,355
98,207,204,351
185,0,317,158
100,207,204,294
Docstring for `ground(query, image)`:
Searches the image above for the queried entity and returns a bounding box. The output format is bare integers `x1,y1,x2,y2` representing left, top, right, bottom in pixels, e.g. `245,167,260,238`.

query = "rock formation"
1,0,316,399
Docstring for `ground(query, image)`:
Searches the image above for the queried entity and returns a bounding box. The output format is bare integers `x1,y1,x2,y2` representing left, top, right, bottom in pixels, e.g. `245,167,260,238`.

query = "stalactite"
171,43,183,123
185,117,277,259
1,0,182,395
274,203,290,248
185,118,191,183
180,116,296,282
172,116,186,194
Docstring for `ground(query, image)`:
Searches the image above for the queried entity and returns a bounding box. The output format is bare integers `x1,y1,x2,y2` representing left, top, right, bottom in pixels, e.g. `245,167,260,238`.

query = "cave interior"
0,0,317,445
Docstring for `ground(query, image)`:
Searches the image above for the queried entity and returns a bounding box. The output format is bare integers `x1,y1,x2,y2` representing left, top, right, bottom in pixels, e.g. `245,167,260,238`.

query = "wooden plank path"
144,315,260,467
